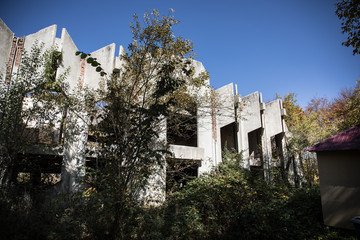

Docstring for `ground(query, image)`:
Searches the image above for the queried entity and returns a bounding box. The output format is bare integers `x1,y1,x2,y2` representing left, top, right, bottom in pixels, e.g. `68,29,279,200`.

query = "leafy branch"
75,51,107,76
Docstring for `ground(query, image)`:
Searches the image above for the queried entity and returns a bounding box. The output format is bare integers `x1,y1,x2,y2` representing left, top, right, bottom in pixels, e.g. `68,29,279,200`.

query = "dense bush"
0,151,356,239
160,150,326,240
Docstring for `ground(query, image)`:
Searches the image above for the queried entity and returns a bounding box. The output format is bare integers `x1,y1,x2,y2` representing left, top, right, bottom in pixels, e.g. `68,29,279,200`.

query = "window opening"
166,158,199,193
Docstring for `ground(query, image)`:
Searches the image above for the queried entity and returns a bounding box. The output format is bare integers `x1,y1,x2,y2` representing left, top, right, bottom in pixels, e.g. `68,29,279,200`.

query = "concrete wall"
0,18,13,81
264,99,284,137
84,43,115,89
58,28,81,91
197,103,215,173
24,24,57,54
215,83,235,128
240,92,263,133
237,92,263,167
234,93,287,171
192,60,214,174
61,111,88,192
114,45,125,72
317,150,360,229
262,99,286,171
213,83,236,164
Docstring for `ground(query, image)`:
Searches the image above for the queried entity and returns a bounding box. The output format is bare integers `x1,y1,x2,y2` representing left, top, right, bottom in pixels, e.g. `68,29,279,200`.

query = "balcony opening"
271,133,284,162
41,50,63,92
248,128,263,165
271,133,287,183
166,158,199,193
220,122,238,152
15,154,62,186
23,125,58,145
167,111,197,147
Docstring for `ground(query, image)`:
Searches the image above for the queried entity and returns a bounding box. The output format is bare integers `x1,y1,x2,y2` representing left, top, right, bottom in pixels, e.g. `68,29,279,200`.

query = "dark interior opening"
248,128,263,163
166,158,199,193
271,133,284,161
167,113,197,147
15,154,62,185
220,122,238,152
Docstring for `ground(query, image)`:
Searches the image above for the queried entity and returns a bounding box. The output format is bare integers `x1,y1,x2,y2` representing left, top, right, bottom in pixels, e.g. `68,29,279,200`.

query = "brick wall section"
14,37,24,67
78,58,85,89
211,101,217,140
5,37,17,83
5,37,25,84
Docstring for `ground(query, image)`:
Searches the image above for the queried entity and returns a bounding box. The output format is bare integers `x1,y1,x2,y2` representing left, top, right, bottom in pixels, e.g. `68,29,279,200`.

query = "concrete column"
261,126,272,181
141,117,167,204
0,18,14,82
60,110,88,192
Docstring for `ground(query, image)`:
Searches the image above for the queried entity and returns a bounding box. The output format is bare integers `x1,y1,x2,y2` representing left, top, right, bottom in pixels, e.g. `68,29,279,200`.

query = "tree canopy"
0,43,70,189
78,10,209,239
336,0,360,54
278,81,360,186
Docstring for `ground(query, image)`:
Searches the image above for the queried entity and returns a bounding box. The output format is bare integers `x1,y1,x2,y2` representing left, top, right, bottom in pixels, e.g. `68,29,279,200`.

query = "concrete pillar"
60,110,88,192
140,117,167,204
0,18,14,82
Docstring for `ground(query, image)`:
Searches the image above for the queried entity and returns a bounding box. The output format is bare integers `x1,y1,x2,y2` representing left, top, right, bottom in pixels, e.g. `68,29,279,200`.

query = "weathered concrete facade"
0,20,289,193
211,83,288,179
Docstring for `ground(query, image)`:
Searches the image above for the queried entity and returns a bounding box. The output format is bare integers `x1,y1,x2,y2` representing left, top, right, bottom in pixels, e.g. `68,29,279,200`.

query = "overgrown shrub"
160,150,332,240
0,150,355,240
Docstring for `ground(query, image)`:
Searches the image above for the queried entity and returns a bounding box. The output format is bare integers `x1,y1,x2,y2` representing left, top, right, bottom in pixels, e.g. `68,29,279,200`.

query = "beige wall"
317,150,360,229
0,18,13,81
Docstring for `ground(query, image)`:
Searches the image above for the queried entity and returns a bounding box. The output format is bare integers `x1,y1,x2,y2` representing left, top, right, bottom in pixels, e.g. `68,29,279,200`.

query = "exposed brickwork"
211,100,217,140
5,37,25,84
5,37,18,83
14,37,24,67
78,58,85,89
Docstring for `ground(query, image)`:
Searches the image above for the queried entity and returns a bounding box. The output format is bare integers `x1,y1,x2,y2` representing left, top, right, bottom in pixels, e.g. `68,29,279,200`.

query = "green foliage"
279,81,360,186
0,150,354,240
279,93,314,186
0,42,86,239
160,151,333,240
336,0,360,55
78,9,209,239
0,42,69,189
1,9,357,240
334,84,360,131
75,51,107,76
43,49,63,91
0,190,88,240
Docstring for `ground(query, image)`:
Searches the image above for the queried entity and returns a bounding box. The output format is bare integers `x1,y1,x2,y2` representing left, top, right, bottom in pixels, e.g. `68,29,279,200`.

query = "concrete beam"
169,144,204,161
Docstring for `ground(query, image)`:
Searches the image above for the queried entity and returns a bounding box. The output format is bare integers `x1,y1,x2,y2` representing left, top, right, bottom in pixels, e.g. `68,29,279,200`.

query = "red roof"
307,124,360,152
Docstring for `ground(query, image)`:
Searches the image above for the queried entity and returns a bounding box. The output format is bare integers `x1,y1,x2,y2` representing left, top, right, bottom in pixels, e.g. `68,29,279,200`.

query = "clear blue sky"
1,0,359,107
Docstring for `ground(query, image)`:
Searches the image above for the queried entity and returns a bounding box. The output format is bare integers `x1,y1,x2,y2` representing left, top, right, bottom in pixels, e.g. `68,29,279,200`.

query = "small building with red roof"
308,124,360,229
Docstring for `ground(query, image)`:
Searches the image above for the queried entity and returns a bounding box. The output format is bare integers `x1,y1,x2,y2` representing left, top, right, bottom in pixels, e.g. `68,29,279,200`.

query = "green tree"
0,43,69,190
280,84,360,187
280,94,326,186
162,149,324,240
332,82,360,130
81,10,209,239
0,43,80,239
336,0,360,55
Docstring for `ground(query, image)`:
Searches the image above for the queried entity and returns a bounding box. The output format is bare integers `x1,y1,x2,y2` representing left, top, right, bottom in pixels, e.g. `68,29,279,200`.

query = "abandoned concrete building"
0,19,290,196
